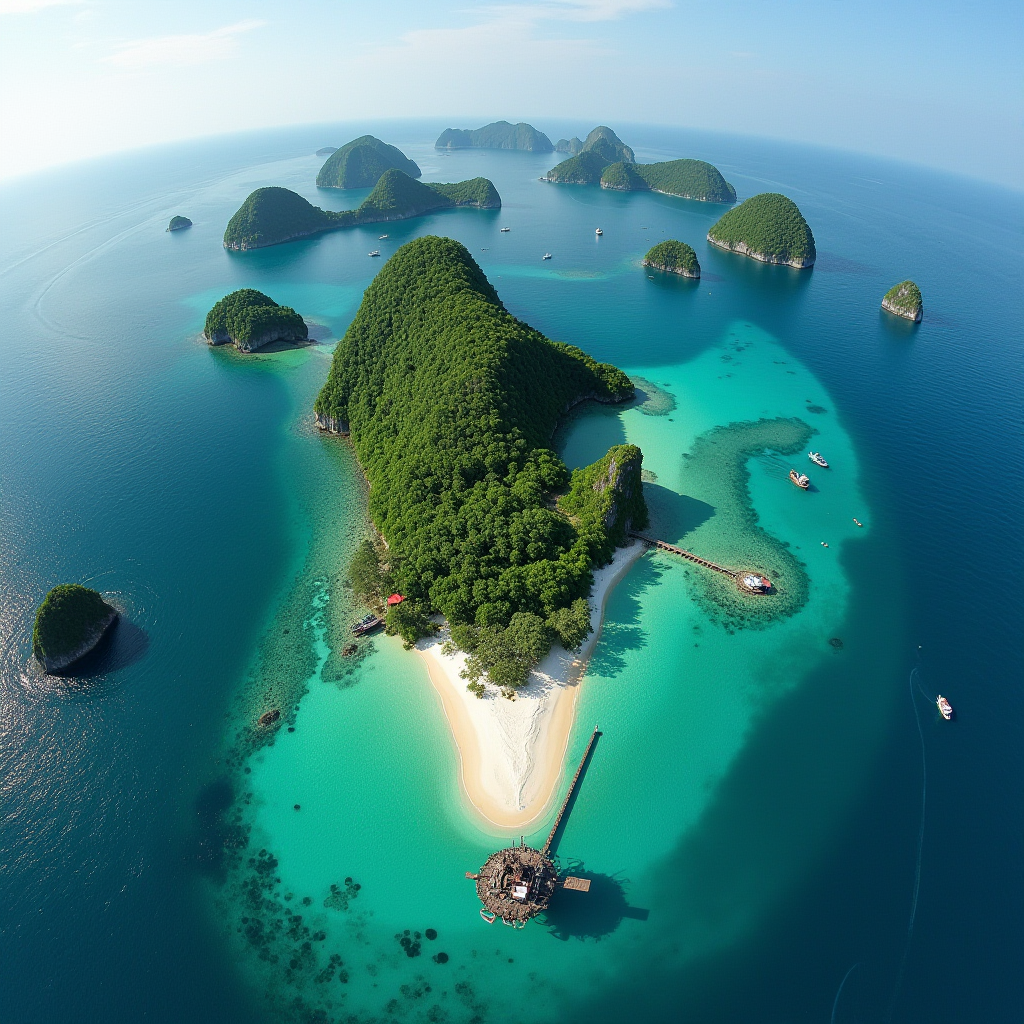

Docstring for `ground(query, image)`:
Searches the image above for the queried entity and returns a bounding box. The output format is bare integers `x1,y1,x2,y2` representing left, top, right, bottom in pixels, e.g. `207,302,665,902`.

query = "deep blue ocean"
0,120,1021,1023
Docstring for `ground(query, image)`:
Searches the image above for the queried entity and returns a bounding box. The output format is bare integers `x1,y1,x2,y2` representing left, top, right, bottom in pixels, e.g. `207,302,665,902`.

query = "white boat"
936,695,953,720
595,228,603,236
368,250,380,257
542,253,552,260
500,227,510,232
378,234,388,239
808,451,829,468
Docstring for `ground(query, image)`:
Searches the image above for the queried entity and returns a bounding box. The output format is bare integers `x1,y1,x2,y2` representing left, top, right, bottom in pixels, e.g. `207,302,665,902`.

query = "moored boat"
368,250,380,257
480,910,496,923
542,253,552,260
595,227,603,236
378,234,388,239
500,227,510,232
789,469,810,489
936,695,953,720
351,613,383,636
808,451,829,468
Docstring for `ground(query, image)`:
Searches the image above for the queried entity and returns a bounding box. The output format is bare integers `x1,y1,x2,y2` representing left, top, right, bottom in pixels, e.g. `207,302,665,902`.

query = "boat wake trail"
830,962,860,1024
887,666,927,1022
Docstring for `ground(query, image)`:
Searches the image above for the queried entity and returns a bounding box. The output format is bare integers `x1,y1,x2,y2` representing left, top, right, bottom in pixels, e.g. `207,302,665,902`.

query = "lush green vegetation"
627,159,736,202
33,584,115,661
167,215,192,231
435,122,553,152
600,162,647,190
204,289,307,346
707,193,816,266
316,135,421,189
882,280,923,320
315,236,646,673
223,172,501,249
546,126,634,183
580,126,634,163
643,240,700,276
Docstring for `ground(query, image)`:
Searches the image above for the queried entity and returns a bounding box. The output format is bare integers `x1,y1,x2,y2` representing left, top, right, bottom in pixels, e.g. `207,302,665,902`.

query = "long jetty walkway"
629,531,738,578
542,726,601,856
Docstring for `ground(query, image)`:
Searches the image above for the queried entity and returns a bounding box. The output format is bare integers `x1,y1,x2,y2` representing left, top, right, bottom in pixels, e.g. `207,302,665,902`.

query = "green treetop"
204,289,307,346
316,136,421,189
643,240,700,276
707,193,816,266
33,584,115,662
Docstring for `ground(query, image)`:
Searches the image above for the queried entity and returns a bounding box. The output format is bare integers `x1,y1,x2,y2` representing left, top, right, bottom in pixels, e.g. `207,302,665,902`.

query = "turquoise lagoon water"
0,122,1021,1023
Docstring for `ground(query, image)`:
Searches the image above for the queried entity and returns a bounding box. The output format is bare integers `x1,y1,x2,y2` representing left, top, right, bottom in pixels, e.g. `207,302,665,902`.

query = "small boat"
500,227,510,232
808,451,829,468
257,708,281,728
936,695,953,720
821,541,829,548
351,614,383,637
789,469,810,489
542,253,552,260
378,234,388,239
853,518,863,527
479,910,496,924
368,250,381,257
595,227,603,236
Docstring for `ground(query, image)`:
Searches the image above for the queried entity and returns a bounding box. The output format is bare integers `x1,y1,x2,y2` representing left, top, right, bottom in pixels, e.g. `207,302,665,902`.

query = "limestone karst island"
643,240,701,278
316,135,421,189
707,192,816,268
881,280,923,321
435,121,553,152
33,584,118,674
223,171,500,250
166,215,191,231
205,289,308,352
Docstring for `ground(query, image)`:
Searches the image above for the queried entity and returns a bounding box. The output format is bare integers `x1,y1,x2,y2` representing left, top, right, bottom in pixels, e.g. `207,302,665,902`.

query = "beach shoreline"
415,540,645,831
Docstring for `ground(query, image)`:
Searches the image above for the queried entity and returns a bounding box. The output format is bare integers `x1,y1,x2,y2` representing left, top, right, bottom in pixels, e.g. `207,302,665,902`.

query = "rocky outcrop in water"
33,584,118,674
881,280,923,322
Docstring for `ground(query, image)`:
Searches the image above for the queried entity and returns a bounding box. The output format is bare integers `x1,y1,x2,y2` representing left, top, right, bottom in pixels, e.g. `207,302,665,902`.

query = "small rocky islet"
707,192,816,268
33,583,118,674
204,289,308,353
643,240,700,278
166,215,191,231
881,280,923,322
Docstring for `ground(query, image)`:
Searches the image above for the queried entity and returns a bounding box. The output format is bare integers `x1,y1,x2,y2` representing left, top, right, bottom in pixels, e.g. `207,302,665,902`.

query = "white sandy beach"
415,540,645,830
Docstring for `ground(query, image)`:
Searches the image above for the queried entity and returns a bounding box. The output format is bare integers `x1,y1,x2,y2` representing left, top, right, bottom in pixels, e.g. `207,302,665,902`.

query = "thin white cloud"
103,19,266,70
484,0,670,22
0,0,83,13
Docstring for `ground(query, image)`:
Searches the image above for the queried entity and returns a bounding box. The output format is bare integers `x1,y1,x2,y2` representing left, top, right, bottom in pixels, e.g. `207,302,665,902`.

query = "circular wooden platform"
475,845,559,924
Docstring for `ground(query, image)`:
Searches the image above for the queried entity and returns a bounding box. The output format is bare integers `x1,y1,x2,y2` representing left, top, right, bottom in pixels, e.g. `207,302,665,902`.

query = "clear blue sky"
1,0,1021,187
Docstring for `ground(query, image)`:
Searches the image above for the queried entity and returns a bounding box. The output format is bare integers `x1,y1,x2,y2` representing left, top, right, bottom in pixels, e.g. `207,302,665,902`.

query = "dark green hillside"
555,137,583,156
580,126,634,163
643,240,700,277
435,121,553,152
316,135,421,189
33,584,116,664
545,150,612,184
314,236,644,658
167,215,192,231
224,172,501,249
204,289,307,348
600,162,647,190
634,159,735,202
708,193,816,267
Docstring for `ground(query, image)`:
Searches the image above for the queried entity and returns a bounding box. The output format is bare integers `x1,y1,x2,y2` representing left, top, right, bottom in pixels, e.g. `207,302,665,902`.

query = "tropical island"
33,584,118,674
602,158,736,203
314,235,648,824
315,146,337,157
223,170,501,250
435,121,553,152
554,137,583,156
166,216,192,231
707,192,816,268
316,135,421,189
204,289,308,352
643,240,701,278
881,280,923,322
544,126,635,184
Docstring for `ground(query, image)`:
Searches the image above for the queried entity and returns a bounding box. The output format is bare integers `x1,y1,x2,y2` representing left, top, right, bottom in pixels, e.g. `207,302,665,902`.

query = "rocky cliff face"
591,444,648,544
39,608,118,675
314,411,349,434
881,281,923,322
206,324,308,352
706,235,815,269
643,258,700,279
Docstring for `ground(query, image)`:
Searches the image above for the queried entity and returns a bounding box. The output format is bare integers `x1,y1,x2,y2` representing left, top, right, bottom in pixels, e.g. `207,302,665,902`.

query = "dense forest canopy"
316,135,421,189
617,159,736,202
204,289,307,345
555,137,583,155
643,240,700,275
545,125,634,183
435,121,553,152
707,193,816,264
33,584,114,661
223,172,500,249
315,236,646,666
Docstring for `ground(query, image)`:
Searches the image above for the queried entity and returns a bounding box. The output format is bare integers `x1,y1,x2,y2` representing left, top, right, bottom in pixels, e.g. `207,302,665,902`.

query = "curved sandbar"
415,541,644,829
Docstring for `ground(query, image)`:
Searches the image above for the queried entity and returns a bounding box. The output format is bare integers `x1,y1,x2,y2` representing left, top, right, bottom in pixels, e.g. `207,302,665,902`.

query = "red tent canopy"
386,594,405,606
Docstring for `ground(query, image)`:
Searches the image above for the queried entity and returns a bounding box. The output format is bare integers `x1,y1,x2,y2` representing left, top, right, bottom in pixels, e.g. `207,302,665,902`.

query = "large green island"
544,126,635,184
707,192,816,268
33,584,118,674
223,170,501,250
316,135,421,189
204,289,308,352
435,121,552,152
314,235,648,686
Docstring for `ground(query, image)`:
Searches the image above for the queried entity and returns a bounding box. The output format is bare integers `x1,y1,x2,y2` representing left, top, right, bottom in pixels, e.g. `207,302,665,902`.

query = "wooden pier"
629,532,737,578
543,726,601,856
